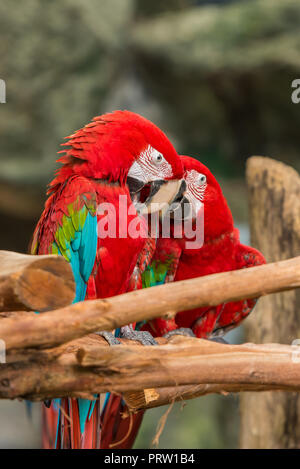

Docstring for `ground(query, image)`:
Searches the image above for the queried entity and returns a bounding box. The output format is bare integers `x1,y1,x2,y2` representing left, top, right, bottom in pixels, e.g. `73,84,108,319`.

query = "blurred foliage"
132,0,300,70
0,0,132,184
131,0,300,175
0,0,300,186
134,0,197,19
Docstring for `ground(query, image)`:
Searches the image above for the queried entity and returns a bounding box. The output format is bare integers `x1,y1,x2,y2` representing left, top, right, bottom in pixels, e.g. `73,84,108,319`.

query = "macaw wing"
143,240,182,288
32,177,98,436
32,178,98,303
212,243,266,335
142,261,168,288
137,251,180,335
127,237,156,292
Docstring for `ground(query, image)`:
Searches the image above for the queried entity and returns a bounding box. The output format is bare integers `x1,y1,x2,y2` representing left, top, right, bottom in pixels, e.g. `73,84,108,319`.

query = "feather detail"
31,110,184,449
33,176,99,447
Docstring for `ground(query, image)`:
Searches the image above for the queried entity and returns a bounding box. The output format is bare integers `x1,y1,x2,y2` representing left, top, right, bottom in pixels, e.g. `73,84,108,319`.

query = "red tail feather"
101,394,144,449
42,398,103,449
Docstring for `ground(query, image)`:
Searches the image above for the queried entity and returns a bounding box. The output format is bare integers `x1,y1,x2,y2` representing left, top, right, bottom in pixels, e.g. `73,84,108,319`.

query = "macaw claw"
163,327,196,338
121,325,158,346
207,336,229,345
95,331,121,346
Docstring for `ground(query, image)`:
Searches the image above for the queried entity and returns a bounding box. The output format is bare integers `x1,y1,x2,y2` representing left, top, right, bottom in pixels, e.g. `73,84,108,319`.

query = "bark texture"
240,156,300,448
1,335,300,401
0,250,75,312
0,255,299,351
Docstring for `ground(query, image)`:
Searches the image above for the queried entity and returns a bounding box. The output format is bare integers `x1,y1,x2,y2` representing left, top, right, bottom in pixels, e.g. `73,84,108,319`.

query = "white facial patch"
185,169,207,217
128,145,173,183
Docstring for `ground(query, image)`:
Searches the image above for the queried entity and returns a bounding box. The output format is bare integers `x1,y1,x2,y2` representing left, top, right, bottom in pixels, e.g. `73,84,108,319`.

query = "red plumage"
101,394,144,449
31,110,183,449
101,156,266,450
147,156,266,339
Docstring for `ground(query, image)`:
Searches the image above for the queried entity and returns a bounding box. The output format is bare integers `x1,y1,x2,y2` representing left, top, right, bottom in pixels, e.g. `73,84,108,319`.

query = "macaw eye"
153,153,164,165
198,174,207,184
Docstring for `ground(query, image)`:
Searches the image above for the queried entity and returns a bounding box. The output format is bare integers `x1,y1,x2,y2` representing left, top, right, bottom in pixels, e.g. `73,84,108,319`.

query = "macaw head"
51,110,184,214
172,156,234,242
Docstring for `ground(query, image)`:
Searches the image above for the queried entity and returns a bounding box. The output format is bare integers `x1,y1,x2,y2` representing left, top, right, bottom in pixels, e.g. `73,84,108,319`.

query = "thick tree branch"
0,256,300,351
0,250,75,312
1,335,300,401
123,383,299,412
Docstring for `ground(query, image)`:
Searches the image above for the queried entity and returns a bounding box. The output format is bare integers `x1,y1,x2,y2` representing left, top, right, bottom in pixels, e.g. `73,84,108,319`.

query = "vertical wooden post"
240,156,300,448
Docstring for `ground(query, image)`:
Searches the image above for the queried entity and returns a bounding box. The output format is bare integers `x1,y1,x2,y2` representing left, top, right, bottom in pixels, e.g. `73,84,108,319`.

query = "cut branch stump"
0,250,75,312
240,156,300,449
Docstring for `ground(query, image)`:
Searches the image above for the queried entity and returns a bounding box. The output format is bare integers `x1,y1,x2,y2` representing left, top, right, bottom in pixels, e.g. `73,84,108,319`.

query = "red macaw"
101,155,266,449
146,155,266,339
31,110,184,449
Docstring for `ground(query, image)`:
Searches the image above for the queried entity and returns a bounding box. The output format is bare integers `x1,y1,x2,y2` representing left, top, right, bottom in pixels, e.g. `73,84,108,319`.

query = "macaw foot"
95,331,121,346
43,400,52,408
120,324,158,346
163,327,196,339
207,337,229,345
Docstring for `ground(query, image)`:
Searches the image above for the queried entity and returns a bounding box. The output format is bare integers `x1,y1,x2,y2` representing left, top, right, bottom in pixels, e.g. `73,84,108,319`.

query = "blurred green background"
0,0,299,448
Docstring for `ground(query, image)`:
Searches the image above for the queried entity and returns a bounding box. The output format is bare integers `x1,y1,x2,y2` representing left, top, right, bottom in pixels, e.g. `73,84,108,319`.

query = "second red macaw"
144,155,266,338
101,155,266,449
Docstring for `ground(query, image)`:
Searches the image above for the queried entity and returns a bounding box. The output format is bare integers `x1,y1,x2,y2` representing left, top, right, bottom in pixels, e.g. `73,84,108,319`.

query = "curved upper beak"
141,179,186,216
128,178,186,217
169,195,192,220
127,176,145,195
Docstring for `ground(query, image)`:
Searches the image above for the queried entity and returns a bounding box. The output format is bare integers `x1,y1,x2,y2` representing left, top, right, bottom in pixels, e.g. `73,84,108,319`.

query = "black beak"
127,177,166,202
127,176,145,196
145,180,165,203
168,180,193,220
169,195,191,220
127,177,168,207
127,177,187,216
171,179,187,203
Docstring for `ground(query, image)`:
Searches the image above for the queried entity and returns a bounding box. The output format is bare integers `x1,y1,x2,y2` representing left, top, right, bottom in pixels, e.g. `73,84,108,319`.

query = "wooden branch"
123,383,299,412
0,251,75,312
1,335,300,401
0,311,37,319
0,256,300,351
